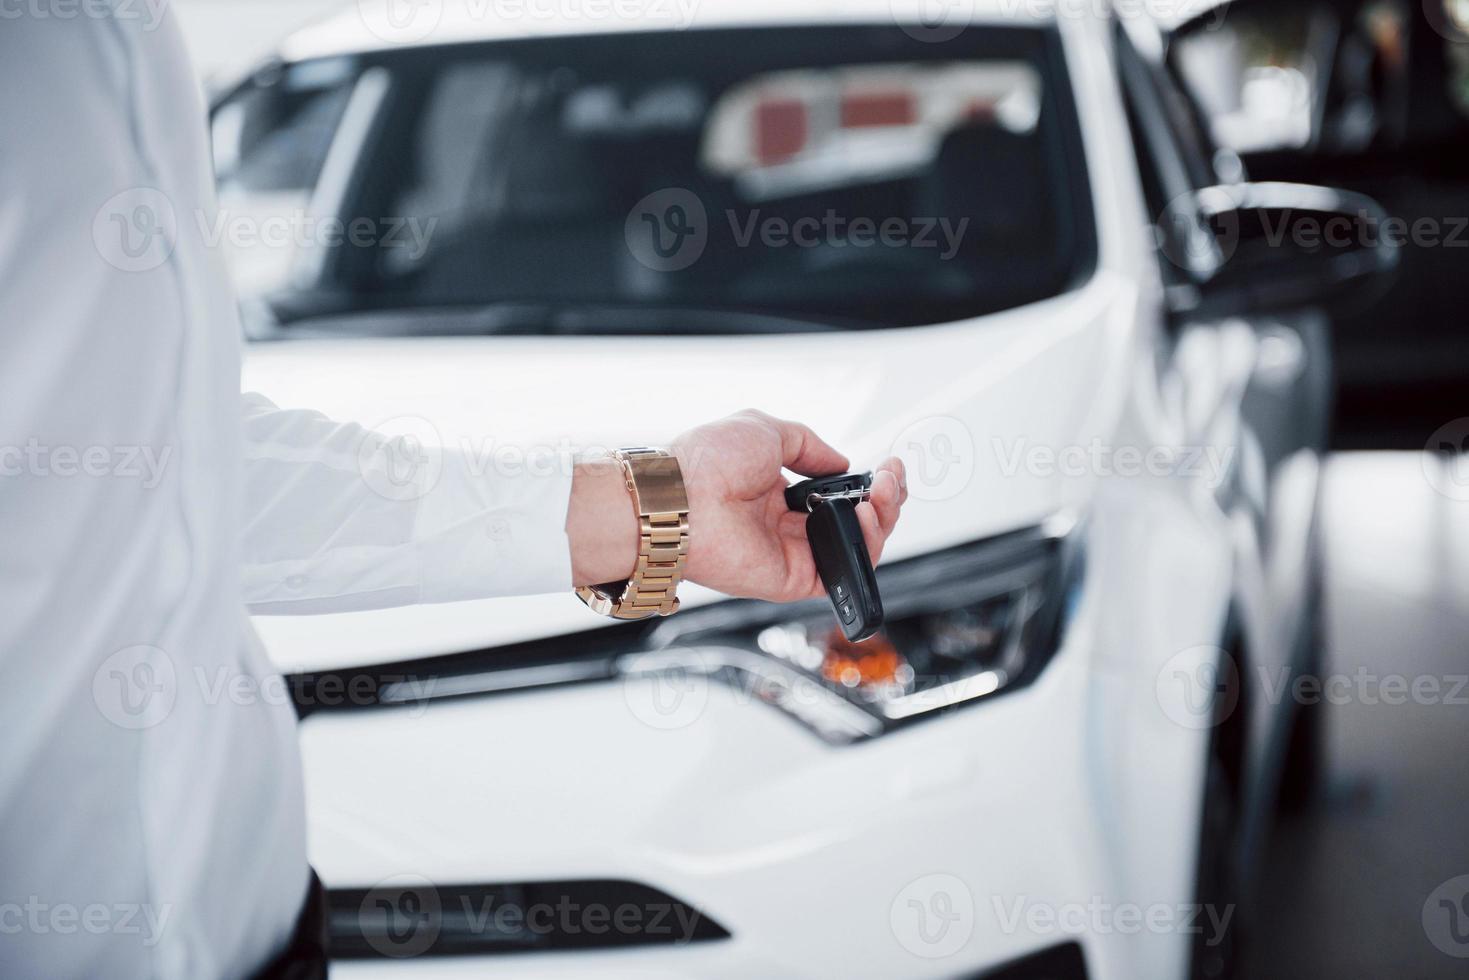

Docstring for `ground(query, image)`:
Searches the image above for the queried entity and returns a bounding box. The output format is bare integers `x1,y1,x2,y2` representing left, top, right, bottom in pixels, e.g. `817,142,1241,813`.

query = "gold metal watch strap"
575,448,689,620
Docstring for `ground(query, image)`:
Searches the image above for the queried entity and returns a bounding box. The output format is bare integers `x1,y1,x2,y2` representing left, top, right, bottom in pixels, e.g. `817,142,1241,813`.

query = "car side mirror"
1165,181,1401,319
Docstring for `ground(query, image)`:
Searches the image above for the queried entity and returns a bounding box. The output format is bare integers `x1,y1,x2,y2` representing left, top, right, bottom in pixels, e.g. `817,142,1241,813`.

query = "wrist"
567,455,639,586
669,441,704,581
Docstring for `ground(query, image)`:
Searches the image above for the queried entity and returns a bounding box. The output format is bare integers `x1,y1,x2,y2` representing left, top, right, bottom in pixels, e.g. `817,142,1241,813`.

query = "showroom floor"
1245,452,1469,978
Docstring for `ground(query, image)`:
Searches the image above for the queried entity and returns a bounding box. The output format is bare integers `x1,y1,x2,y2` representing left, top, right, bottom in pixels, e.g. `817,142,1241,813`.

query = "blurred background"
171,0,1468,976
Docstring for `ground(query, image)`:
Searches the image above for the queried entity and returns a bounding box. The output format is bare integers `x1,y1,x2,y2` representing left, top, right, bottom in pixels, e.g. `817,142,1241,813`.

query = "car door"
1113,14,1326,871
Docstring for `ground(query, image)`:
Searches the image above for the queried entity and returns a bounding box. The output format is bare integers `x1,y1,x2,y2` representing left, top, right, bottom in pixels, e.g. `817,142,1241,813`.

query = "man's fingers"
744,410,848,477
779,420,849,477
856,467,903,565
856,499,886,567
873,457,907,521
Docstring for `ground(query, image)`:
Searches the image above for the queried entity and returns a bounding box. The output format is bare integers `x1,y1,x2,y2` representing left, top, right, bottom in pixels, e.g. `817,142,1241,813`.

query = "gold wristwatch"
575,447,690,620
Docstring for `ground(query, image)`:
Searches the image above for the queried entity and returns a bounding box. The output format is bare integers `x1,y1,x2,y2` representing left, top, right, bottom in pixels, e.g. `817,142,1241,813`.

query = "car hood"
246,275,1139,671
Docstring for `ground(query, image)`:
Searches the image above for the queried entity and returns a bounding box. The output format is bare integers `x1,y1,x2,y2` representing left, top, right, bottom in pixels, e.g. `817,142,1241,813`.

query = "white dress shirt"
0,9,573,978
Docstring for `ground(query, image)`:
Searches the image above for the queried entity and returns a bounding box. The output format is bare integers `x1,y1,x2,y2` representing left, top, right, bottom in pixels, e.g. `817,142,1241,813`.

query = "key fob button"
839,599,857,623
833,582,848,602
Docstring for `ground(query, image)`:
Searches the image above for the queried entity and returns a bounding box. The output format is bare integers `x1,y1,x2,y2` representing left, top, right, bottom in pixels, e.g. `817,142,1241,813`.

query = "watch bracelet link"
575,448,689,620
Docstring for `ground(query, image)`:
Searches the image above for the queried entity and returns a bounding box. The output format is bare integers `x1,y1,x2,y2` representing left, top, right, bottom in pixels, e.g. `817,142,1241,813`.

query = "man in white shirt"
0,7,905,979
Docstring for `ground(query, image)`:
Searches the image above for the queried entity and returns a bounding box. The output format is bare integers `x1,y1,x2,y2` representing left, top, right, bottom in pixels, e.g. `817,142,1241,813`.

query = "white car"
216,2,1393,976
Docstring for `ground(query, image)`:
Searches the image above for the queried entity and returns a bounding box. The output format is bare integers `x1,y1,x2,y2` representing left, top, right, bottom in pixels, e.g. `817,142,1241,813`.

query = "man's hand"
568,409,906,602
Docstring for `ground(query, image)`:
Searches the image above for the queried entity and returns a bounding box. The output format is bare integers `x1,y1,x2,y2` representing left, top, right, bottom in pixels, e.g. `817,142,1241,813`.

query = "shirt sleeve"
240,392,575,613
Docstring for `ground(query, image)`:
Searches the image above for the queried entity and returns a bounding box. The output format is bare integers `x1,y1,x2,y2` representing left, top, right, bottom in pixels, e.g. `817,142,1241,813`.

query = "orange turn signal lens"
819,628,907,690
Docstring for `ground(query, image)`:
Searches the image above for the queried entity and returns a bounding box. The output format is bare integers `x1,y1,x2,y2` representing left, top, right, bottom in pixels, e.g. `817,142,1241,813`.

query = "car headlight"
291,516,1082,746
620,515,1083,743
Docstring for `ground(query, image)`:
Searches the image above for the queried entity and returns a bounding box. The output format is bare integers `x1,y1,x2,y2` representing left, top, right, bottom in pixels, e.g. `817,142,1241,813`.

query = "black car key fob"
785,473,884,642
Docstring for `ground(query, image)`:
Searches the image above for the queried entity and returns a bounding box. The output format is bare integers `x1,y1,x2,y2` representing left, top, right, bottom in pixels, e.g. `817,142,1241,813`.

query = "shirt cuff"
411,445,576,602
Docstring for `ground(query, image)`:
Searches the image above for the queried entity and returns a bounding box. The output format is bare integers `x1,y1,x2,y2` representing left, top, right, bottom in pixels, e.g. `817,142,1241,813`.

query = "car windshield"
212,25,1094,335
